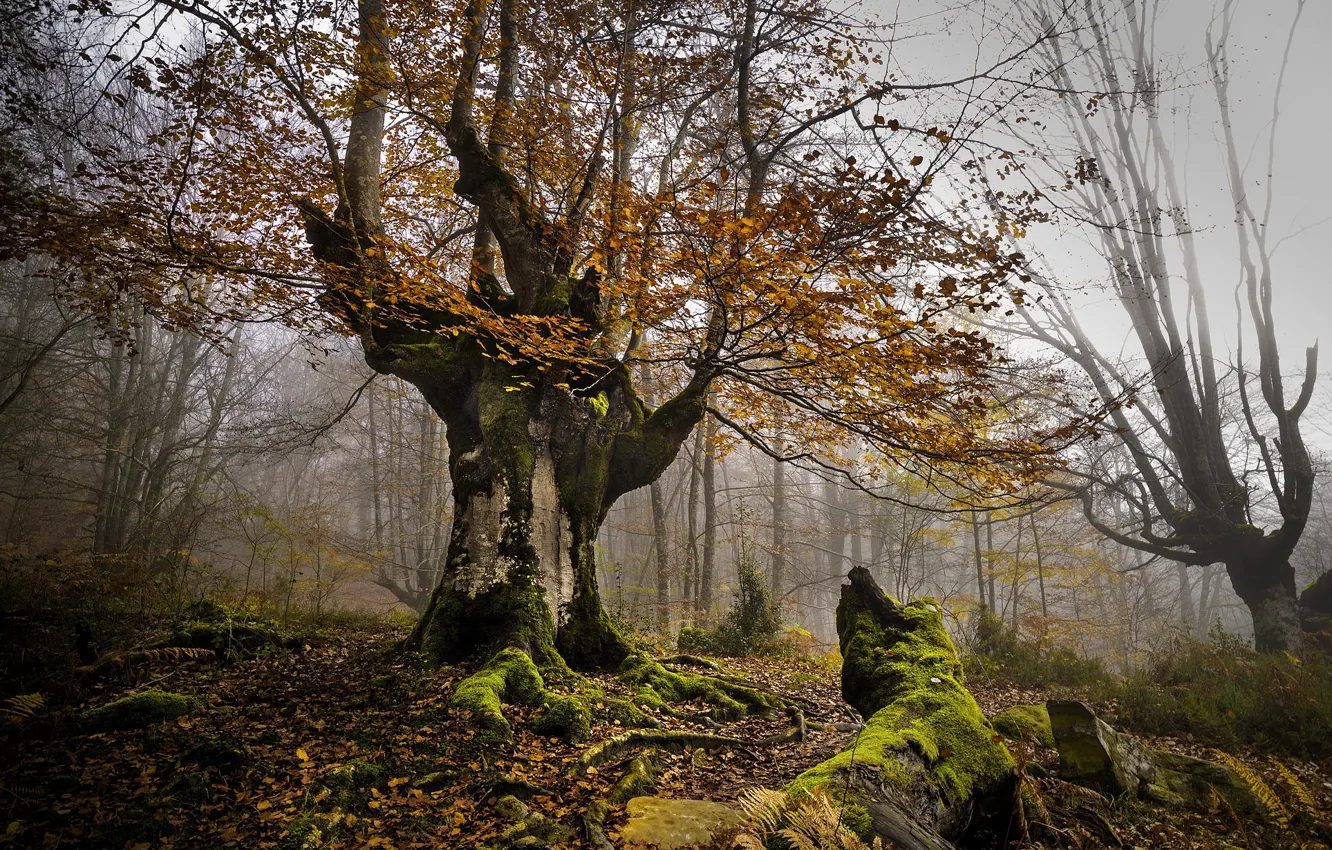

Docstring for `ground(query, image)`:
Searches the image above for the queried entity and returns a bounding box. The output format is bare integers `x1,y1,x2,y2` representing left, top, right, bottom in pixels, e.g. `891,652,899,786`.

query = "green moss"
631,686,669,713
530,693,592,743
323,759,387,790
450,648,546,740
839,596,963,717
417,579,561,667
476,371,538,495
790,597,1013,810
841,804,875,842
556,586,629,669
618,654,778,719
80,689,199,732
278,812,337,850
588,391,609,417
992,703,1055,748
602,696,650,727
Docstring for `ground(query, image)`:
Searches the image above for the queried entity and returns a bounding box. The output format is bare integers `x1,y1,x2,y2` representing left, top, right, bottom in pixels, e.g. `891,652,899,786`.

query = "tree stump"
786,567,1016,850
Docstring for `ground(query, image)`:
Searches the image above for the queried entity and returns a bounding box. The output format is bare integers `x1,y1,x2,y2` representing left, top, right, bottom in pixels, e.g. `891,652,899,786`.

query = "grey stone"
1048,700,1265,814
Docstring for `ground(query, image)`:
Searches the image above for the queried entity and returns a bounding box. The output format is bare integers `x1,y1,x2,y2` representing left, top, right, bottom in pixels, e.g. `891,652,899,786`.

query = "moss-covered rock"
79,689,199,732
992,703,1055,748
617,797,744,849
1048,699,1266,814
786,567,1014,850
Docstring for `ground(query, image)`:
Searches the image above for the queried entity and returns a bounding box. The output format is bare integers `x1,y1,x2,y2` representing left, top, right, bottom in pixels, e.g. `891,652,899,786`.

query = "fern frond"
139,646,215,664
779,788,870,850
1271,759,1320,818
1,693,44,726
1213,749,1289,828
1049,778,1107,805
737,787,788,837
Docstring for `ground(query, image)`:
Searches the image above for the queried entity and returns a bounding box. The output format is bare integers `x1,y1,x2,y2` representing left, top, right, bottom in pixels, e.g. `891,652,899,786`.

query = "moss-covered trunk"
787,566,1015,850
394,340,706,670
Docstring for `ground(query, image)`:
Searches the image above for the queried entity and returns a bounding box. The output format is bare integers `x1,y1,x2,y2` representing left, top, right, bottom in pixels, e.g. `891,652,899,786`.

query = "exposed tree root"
450,648,546,740
583,752,659,849
619,654,782,720
806,719,863,733
576,706,811,845
451,648,670,743
609,752,659,801
657,653,721,671
573,730,755,776
453,648,789,746
574,705,811,778
759,707,807,746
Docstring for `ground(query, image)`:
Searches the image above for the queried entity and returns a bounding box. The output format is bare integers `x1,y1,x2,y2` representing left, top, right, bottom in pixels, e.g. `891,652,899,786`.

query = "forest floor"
2,620,1330,850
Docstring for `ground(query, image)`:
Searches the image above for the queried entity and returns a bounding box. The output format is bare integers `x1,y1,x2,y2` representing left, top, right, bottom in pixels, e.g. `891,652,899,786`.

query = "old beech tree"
7,0,1060,672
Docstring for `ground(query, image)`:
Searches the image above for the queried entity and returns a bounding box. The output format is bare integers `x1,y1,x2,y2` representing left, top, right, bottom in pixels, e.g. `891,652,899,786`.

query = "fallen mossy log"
785,567,1016,850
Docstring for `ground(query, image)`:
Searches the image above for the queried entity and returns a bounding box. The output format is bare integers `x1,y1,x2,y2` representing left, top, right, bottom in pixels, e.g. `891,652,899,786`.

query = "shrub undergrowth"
1115,628,1332,759
963,607,1109,690
678,557,781,657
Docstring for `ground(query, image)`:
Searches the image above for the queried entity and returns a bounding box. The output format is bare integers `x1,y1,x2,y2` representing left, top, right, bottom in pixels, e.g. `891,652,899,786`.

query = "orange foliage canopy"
1,0,1082,495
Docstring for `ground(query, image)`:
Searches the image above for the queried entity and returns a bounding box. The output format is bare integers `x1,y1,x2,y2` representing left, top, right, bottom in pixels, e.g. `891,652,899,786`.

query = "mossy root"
573,730,754,776
618,654,781,720
449,648,545,740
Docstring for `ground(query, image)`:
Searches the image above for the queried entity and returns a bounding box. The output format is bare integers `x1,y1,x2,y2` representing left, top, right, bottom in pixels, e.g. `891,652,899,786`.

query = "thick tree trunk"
788,567,1015,850
1175,563,1195,631
1227,557,1300,652
699,412,717,621
650,479,670,634
403,353,704,669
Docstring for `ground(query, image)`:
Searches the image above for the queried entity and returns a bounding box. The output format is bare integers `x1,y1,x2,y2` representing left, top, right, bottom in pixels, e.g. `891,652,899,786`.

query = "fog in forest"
2,0,1330,847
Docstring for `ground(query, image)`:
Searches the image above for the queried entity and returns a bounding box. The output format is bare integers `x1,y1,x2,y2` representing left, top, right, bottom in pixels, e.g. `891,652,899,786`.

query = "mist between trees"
3,266,1329,664
2,0,1330,667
